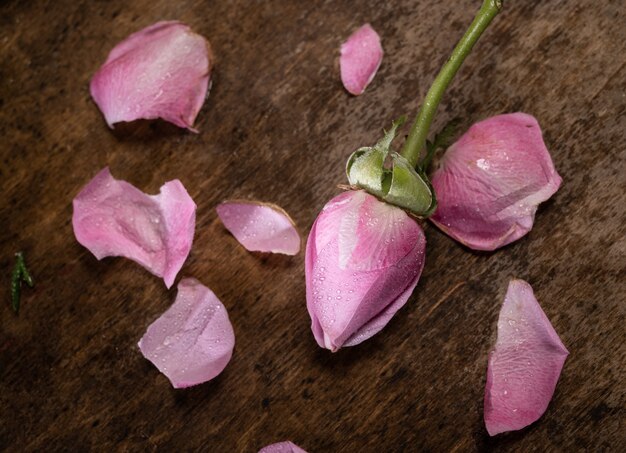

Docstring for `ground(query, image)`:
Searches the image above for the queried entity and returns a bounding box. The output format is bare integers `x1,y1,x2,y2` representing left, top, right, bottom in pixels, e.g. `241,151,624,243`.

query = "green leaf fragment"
11,262,21,313
10,252,34,314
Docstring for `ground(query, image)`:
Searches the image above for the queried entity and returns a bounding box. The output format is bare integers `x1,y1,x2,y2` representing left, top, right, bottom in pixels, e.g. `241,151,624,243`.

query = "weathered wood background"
1,0,624,451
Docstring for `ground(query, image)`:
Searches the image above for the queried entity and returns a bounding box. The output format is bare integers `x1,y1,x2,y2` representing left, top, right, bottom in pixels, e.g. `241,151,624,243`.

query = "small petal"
72,167,196,288
306,190,426,351
259,441,308,453
138,278,235,388
216,200,300,255
340,24,383,95
484,279,569,436
431,113,562,251
90,21,212,131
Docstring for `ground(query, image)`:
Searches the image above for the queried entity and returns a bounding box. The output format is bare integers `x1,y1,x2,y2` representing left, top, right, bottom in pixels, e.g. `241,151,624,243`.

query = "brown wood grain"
1,0,625,451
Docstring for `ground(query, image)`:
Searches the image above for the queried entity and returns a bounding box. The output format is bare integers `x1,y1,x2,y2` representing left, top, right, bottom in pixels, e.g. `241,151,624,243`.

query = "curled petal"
431,113,562,251
306,190,425,351
72,167,196,288
90,21,212,131
138,278,235,388
340,24,383,95
216,200,300,255
259,441,308,453
484,279,569,436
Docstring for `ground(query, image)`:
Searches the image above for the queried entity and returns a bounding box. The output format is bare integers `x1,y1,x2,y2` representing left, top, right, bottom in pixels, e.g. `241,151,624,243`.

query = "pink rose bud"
306,190,426,351
430,113,561,251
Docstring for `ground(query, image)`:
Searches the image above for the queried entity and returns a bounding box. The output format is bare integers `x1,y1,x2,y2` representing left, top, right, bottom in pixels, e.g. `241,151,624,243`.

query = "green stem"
401,0,502,168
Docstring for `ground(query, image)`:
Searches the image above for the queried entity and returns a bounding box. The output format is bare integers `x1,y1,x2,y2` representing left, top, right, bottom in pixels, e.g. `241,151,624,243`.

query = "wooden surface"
1,0,625,451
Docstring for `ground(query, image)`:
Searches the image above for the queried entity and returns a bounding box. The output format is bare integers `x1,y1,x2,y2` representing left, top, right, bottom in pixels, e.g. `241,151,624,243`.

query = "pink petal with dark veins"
431,113,561,251
90,21,212,131
340,24,383,95
72,167,196,288
484,279,569,435
259,441,308,453
216,200,300,255
138,278,235,388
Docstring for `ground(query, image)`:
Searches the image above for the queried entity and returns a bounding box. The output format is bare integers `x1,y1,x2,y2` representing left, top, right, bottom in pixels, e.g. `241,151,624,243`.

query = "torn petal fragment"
90,21,212,131
138,278,235,388
72,167,196,288
484,279,569,436
431,113,561,250
340,24,383,95
259,442,308,453
216,201,301,255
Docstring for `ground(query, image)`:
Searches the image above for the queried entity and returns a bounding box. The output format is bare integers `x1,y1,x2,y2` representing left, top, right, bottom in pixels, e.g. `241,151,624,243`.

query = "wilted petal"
484,279,569,436
340,24,383,95
216,200,300,255
138,278,235,388
72,167,196,288
90,21,212,131
431,113,562,251
259,441,308,453
306,190,425,351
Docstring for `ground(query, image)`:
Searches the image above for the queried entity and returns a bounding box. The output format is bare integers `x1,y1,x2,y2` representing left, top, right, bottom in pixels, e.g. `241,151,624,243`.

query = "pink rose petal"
484,279,569,436
340,24,383,95
90,21,212,131
138,278,235,388
216,200,301,255
431,113,562,251
259,441,308,453
72,167,196,288
306,190,426,351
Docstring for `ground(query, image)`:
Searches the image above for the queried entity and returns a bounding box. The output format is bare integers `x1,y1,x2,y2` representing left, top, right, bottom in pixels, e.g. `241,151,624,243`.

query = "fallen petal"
340,24,383,95
431,113,561,251
484,279,569,436
72,167,196,288
90,21,212,131
259,441,308,453
138,278,235,388
216,200,300,255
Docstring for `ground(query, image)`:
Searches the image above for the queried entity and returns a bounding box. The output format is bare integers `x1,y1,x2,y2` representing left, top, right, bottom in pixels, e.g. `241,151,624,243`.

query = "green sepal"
346,118,436,217
345,147,386,194
385,153,434,214
416,166,438,217
373,116,406,151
